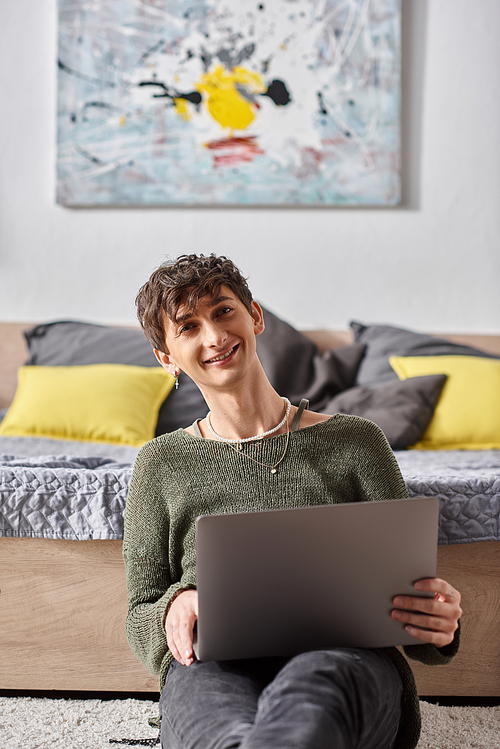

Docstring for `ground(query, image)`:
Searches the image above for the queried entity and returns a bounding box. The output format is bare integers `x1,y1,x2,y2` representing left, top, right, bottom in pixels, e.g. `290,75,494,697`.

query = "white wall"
0,0,499,332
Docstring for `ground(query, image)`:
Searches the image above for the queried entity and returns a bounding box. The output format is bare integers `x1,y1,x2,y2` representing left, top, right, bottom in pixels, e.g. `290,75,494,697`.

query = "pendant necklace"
225,429,290,474
206,397,292,474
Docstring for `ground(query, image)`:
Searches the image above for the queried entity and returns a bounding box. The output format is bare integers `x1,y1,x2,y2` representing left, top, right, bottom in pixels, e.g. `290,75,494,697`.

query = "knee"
270,648,399,706
261,649,359,704
279,648,363,682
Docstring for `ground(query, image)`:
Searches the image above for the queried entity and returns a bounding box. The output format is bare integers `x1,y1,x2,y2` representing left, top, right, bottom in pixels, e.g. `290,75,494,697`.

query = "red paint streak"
302,147,323,165
206,136,264,167
322,137,352,146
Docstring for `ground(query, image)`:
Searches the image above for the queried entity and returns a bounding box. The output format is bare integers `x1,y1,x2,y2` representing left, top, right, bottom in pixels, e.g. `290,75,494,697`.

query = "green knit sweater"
123,414,459,749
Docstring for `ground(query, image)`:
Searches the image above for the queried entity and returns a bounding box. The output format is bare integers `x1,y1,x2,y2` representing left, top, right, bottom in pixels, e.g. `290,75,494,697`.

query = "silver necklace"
206,397,291,446
225,429,290,475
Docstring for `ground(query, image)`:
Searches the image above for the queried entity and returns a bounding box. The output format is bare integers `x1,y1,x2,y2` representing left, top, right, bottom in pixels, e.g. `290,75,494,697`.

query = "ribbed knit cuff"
403,621,461,666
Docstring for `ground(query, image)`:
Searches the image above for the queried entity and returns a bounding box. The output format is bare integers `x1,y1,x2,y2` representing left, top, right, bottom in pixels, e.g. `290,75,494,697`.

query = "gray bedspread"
395,450,499,545
0,435,498,545
0,435,138,541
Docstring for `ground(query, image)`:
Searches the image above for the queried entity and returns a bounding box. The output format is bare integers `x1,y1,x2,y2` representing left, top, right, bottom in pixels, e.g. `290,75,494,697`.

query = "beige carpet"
1,697,499,749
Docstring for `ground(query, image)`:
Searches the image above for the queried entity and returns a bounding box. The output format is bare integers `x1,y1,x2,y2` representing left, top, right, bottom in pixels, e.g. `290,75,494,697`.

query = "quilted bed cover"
0,435,498,545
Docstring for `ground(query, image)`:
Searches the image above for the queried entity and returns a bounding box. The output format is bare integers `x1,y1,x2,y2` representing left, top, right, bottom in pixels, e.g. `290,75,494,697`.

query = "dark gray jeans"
159,648,402,749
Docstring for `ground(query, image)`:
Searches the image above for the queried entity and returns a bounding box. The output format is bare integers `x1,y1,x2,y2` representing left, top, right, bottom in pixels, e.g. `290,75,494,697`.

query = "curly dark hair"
136,254,254,352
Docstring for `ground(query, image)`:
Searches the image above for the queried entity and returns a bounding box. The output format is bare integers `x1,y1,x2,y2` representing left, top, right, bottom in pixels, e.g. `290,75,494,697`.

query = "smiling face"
154,286,265,394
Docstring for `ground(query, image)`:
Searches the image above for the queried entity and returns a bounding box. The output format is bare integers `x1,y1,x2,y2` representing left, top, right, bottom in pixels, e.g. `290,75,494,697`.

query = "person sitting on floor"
123,253,462,749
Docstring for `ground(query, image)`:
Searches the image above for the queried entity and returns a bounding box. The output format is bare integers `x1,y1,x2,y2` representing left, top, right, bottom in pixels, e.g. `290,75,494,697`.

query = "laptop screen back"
194,497,439,661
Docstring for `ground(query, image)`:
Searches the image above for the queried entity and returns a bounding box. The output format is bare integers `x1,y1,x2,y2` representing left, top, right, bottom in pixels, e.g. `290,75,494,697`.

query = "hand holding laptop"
165,590,198,667
391,577,462,648
165,578,461,667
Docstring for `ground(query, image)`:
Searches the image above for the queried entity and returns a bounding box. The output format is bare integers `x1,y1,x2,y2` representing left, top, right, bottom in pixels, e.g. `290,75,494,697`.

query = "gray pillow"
350,321,499,386
25,321,158,367
256,308,317,399
258,308,366,409
322,374,447,450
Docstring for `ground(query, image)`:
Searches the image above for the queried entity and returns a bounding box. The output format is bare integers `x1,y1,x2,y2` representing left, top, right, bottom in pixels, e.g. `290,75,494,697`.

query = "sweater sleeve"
122,441,192,676
403,621,461,665
346,417,409,502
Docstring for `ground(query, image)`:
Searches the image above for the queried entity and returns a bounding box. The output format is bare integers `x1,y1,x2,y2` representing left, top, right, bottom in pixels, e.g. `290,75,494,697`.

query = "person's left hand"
391,577,462,648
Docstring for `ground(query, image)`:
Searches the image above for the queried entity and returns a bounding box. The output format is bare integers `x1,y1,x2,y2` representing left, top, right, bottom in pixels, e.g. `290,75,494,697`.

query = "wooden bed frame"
1,322,499,697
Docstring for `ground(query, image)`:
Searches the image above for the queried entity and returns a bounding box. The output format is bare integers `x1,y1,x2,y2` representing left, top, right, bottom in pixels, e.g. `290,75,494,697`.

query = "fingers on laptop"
165,590,199,666
391,578,462,648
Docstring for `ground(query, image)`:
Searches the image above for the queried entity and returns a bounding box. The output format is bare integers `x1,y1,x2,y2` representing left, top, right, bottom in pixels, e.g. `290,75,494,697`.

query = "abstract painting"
57,0,401,206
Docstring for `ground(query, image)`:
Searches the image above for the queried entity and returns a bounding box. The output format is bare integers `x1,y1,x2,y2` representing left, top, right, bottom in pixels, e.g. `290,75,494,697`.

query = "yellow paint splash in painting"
196,65,265,131
173,98,191,121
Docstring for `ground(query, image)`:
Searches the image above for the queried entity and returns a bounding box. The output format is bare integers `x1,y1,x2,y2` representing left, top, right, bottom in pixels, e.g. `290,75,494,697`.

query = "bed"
0,316,499,697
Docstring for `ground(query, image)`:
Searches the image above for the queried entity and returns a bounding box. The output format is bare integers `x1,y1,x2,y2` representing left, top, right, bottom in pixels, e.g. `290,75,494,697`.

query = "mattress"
0,435,138,541
395,449,499,545
0,435,498,545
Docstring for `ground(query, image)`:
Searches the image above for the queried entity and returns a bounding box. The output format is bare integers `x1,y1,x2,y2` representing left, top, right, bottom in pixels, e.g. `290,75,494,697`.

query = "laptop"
193,497,439,661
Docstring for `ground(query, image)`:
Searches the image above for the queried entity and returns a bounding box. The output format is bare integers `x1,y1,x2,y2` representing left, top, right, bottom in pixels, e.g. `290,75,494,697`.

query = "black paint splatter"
180,91,202,105
317,92,328,115
75,143,104,165
83,101,119,111
262,79,291,106
139,81,202,106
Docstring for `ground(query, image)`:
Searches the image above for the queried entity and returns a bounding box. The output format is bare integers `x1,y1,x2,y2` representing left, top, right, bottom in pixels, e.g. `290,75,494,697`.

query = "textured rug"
1,697,499,749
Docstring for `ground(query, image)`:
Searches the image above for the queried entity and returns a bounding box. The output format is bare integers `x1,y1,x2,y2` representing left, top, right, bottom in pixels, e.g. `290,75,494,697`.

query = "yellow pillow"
389,355,500,450
0,365,175,447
